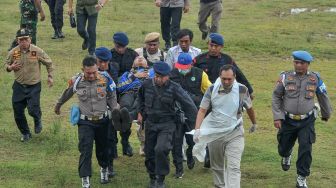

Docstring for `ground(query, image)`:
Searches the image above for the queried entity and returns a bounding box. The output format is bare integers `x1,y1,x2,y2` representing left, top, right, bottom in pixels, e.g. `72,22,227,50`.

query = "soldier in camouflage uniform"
9,0,45,50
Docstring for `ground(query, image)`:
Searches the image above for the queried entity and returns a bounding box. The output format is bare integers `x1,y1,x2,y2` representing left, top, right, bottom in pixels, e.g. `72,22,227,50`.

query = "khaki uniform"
56,71,118,178
4,44,53,138
5,45,53,85
272,70,332,177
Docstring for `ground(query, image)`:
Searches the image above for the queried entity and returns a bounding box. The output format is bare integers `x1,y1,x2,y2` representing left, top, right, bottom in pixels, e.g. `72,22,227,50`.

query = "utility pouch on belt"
174,101,186,125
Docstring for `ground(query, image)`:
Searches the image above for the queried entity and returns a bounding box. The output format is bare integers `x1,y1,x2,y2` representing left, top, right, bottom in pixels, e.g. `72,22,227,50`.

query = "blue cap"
113,32,129,46
175,53,192,69
292,51,313,63
95,47,112,61
153,61,171,76
209,33,224,46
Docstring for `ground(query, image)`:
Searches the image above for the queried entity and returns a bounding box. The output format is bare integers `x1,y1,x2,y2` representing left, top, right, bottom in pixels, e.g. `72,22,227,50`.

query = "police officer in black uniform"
169,53,211,177
137,61,198,188
95,47,118,178
110,32,138,157
193,33,253,95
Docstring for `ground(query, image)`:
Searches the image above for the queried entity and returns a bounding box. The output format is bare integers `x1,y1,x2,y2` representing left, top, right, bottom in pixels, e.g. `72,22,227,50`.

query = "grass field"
0,0,335,187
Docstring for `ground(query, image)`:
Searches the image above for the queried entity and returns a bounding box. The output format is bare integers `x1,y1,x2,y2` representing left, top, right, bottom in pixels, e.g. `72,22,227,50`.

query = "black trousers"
172,124,195,171
107,120,116,167
172,123,184,171
76,10,98,54
12,81,41,135
78,118,109,177
145,120,176,176
160,7,182,44
113,92,137,148
46,0,65,30
277,114,316,177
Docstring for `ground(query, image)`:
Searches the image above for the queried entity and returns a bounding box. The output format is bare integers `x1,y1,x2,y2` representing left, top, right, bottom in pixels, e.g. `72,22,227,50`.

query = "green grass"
0,0,335,187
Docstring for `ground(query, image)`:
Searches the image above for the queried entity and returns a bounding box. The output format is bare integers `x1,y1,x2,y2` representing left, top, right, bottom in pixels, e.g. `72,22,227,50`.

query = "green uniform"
20,0,38,44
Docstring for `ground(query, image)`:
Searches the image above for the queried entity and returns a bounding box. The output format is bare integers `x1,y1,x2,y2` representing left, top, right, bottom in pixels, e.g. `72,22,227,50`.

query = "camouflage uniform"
9,0,38,50
20,0,38,44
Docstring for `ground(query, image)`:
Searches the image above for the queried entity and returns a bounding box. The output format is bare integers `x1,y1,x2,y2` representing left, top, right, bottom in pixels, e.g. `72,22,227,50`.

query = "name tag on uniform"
285,84,296,91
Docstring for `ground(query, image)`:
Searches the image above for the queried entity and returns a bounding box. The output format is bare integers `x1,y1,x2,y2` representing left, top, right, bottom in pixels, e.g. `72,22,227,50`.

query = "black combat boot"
51,27,59,39
108,164,116,178
148,174,156,188
34,120,42,134
20,133,32,142
57,28,65,38
156,175,166,188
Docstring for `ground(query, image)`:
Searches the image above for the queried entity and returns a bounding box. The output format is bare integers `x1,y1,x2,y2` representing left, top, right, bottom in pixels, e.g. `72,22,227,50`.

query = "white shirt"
165,45,201,69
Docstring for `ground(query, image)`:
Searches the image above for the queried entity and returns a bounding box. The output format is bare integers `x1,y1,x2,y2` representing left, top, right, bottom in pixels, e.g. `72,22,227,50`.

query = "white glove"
249,124,257,133
193,129,200,143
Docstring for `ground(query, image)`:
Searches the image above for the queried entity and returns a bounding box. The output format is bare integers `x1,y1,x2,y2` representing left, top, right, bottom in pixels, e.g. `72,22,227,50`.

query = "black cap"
16,28,30,38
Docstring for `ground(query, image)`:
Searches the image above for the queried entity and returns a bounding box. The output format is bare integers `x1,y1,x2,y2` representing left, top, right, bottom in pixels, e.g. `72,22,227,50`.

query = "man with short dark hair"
165,29,201,69
54,56,119,188
193,33,253,95
155,0,190,50
272,51,332,188
193,64,257,188
138,61,198,188
4,28,53,142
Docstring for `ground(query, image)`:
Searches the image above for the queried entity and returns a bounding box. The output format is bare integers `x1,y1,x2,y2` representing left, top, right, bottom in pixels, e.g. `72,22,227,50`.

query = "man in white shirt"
165,29,201,69
193,64,257,188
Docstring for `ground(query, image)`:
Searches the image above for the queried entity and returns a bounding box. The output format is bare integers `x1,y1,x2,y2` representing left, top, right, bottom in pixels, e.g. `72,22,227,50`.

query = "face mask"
178,69,190,76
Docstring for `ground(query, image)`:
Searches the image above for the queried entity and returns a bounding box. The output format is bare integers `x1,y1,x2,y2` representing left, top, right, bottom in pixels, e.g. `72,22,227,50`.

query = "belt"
147,116,175,123
80,111,108,121
285,110,314,120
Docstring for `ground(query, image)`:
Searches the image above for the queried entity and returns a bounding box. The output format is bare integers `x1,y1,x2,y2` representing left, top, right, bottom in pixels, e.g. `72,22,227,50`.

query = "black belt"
147,116,175,123
15,81,40,88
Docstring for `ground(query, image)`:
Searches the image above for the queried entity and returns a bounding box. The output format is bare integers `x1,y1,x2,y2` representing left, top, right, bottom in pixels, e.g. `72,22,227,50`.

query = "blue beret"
209,33,224,46
113,32,129,46
95,47,112,61
292,51,313,63
153,61,171,76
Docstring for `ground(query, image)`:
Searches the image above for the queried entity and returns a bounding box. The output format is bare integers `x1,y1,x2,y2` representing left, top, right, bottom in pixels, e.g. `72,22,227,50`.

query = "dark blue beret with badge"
95,47,112,61
209,33,224,46
113,32,129,46
153,61,171,76
292,50,313,63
